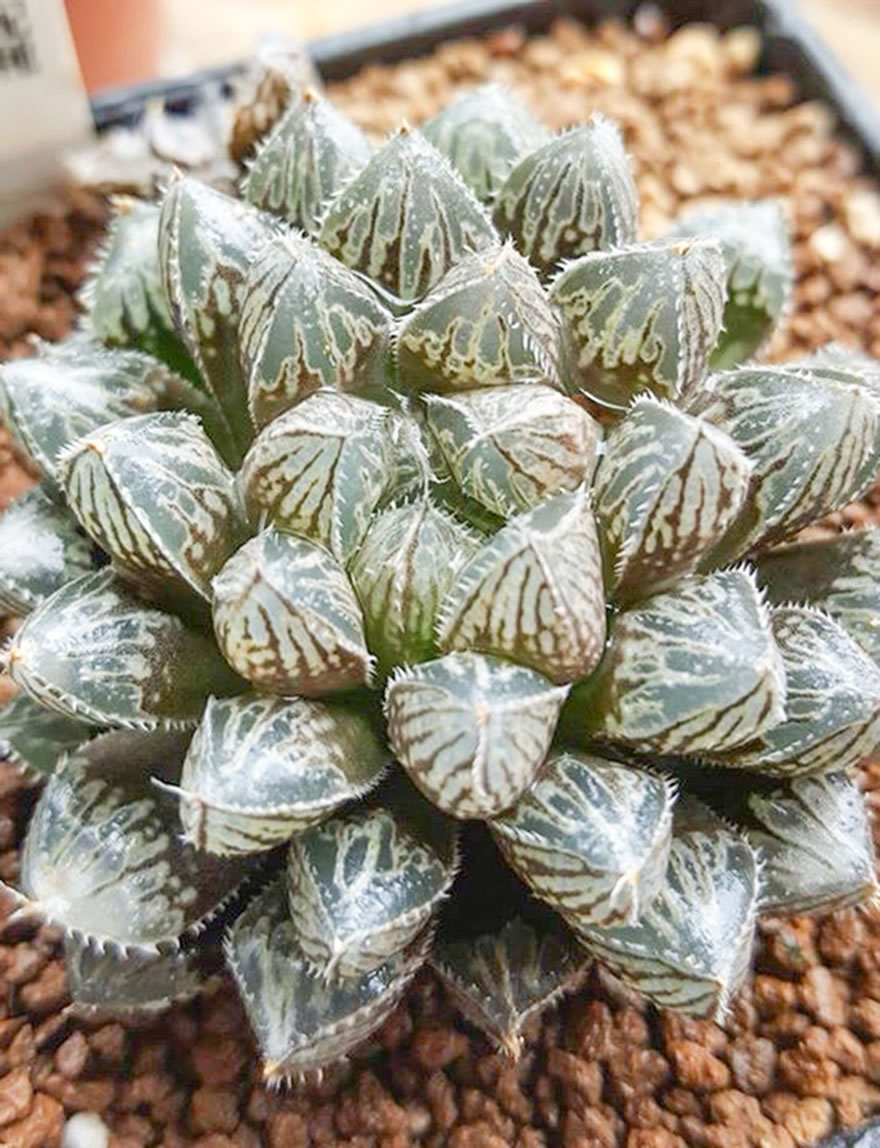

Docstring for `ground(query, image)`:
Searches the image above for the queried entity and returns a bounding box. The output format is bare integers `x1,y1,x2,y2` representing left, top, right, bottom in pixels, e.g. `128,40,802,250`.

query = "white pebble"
61,1112,110,1148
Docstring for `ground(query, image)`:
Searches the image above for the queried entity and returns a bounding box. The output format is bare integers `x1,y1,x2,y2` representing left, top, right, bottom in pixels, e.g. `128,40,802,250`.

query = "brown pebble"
1,1092,63,1148
412,1025,470,1071
267,1110,308,1148
17,960,68,1014
800,966,848,1027
191,1038,248,1087
547,1047,603,1104
667,1041,730,1092
190,1086,240,1136
89,1023,127,1066
55,1030,89,1078
850,997,880,1040
627,1132,687,1148
762,1095,833,1146
728,1035,776,1095
0,1066,32,1126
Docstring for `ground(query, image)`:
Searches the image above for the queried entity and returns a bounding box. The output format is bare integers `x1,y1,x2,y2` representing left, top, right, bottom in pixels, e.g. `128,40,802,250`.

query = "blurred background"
63,0,880,103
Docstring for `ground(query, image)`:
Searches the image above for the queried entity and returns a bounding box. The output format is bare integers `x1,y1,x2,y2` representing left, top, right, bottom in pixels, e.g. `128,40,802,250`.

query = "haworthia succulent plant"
243,90,372,233
0,484,99,616
714,606,880,776
386,652,569,819
239,232,391,430
421,84,551,202
688,364,880,563
551,239,726,409
396,243,561,394
4,80,880,1070
576,811,761,1021
6,570,242,728
212,529,371,696
569,569,785,755
60,411,247,601
226,877,429,1082
286,800,456,980
319,126,496,304
731,772,878,915
493,116,638,275
167,693,387,854
15,730,250,952
438,488,606,684
349,501,478,681
593,396,751,600
431,917,588,1058
423,384,600,520
0,690,92,784
491,751,674,927
82,197,198,382
665,199,792,368
756,527,880,664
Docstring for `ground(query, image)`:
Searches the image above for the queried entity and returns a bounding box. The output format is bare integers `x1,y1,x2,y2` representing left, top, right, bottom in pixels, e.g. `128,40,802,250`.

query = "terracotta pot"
63,0,161,93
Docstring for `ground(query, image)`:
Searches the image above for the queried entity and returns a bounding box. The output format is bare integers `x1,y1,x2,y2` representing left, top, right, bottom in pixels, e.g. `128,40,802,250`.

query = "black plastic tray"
89,0,880,175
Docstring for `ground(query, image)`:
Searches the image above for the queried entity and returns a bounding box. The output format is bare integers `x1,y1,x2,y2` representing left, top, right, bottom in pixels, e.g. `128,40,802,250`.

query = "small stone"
2,1093,64,1148
412,1025,470,1071
667,1041,730,1092
800,966,848,1027
56,1031,89,1079
0,1066,33,1126
18,960,68,1013
850,998,880,1040
191,1039,248,1087
762,1095,833,1147
547,1048,603,1104
267,1110,308,1148
88,1026,127,1067
191,1087,240,1136
627,1132,687,1148
728,1036,776,1095
61,1112,110,1148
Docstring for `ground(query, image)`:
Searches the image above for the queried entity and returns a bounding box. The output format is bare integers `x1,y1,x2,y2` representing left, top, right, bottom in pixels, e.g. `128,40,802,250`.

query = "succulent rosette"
1,81,879,1083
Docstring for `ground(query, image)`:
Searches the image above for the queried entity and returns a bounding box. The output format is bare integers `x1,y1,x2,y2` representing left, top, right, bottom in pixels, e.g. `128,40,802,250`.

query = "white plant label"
0,0,92,222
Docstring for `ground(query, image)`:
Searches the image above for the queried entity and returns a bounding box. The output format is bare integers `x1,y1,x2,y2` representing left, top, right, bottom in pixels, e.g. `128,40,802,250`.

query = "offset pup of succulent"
1,81,879,1083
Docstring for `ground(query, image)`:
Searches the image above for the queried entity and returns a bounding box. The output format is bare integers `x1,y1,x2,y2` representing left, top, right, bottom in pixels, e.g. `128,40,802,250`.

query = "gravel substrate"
3,14,880,1147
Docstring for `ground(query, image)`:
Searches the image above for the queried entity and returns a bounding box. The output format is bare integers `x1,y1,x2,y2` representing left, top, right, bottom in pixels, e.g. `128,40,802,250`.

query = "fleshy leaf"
665,200,792,368
424,385,600,521
801,342,880,400
736,772,878,916
575,813,760,1021
594,396,752,601
349,501,478,681
81,197,198,381
550,239,726,410
493,117,638,276
61,412,247,601
431,918,587,1058
225,876,427,1082
0,484,99,616
158,176,278,459
0,337,162,488
491,750,674,927
715,606,880,776
421,84,551,202
243,90,372,232
318,126,496,304
238,392,396,562
6,570,242,729
239,231,392,430
17,729,250,952
438,489,606,685
64,933,205,1019
168,694,386,855
756,528,880,664
395,243,561,393
688,365,880,562
0,690,93,785
569,569,785,755
286,799,456,979
212,529,371,696
385,652,569,819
